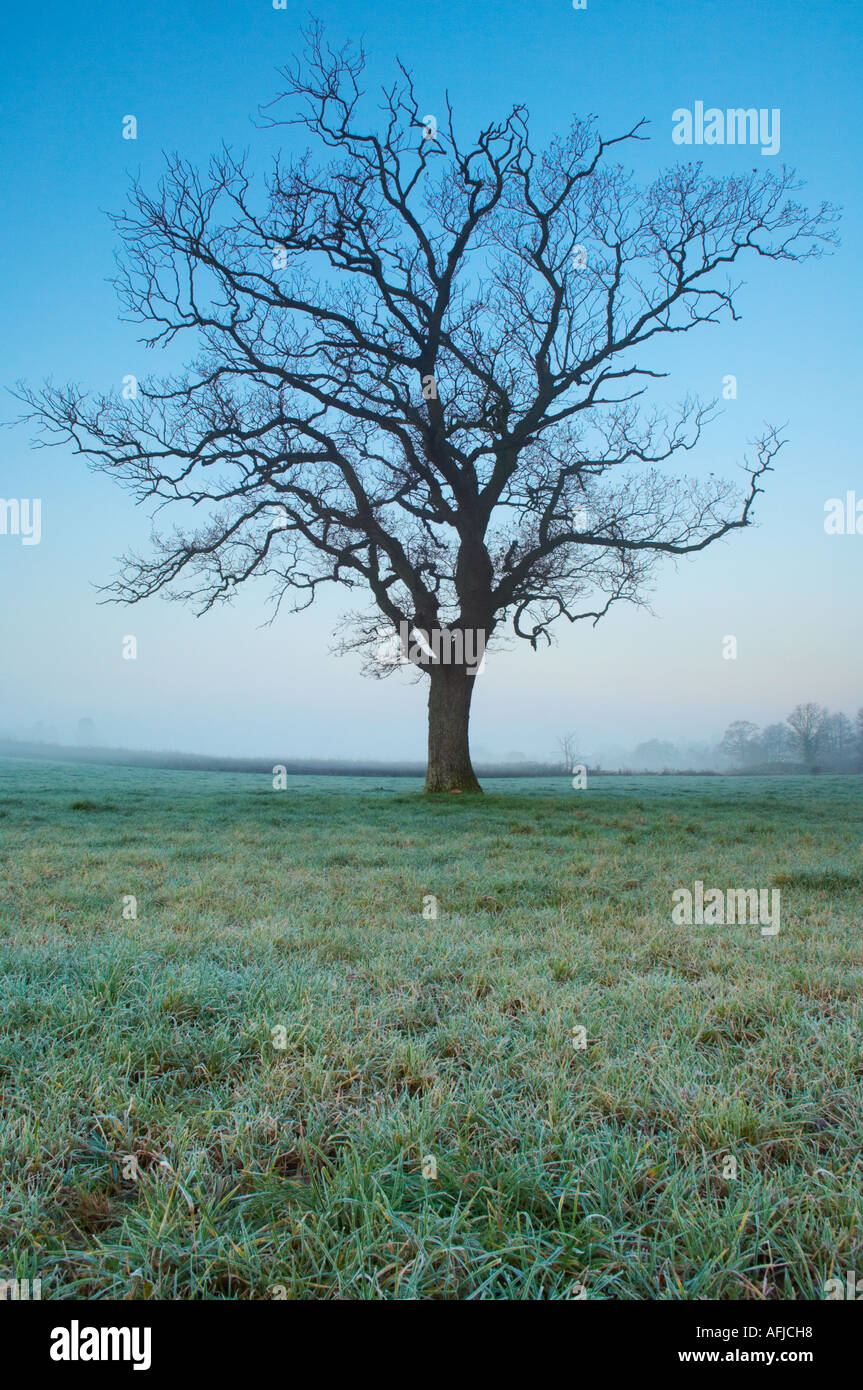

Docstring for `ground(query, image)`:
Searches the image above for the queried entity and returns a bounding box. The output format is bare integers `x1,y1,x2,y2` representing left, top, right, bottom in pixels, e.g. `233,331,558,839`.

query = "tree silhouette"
718,720,760,767
786,702,827,769
18,26,837,790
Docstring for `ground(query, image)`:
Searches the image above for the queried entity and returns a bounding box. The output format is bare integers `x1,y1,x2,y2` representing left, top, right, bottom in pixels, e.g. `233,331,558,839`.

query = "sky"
1,0,861,762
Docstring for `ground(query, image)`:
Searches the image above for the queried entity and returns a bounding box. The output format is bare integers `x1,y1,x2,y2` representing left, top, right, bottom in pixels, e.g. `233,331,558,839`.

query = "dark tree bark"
425,665,481,793
15,24,837,793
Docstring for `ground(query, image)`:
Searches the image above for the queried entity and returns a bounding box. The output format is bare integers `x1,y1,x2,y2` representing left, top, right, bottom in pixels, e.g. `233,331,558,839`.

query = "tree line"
719,704,863,773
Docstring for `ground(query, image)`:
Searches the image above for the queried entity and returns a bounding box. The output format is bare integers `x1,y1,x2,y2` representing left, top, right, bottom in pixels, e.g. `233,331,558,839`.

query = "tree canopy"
19,25,838,789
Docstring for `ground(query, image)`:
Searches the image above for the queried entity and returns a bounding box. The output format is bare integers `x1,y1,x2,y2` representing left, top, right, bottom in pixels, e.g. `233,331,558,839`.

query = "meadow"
1,756,861,1300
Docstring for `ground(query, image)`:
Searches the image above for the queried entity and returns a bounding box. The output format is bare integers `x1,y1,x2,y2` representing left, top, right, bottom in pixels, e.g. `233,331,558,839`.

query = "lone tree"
20,28,836,791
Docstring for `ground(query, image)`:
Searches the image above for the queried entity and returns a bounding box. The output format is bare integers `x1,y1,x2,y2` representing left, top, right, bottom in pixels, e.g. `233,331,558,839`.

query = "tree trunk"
424,664,482,793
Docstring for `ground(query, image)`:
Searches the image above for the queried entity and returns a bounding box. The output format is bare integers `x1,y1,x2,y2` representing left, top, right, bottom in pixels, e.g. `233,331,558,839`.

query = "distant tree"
678,740,716,771
718,720,759,768
821,711,856,770
786,702,827,769
631,738,679,771
856,707,863,771
760,721,793,764
17,28,837,791
556,732,582,774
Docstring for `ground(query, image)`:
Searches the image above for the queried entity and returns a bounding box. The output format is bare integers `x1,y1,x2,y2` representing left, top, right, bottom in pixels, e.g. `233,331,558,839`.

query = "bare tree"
556,732,582,774
760,721,793,765
821,710,856,770
786,702,827,769
718,720,760,768
17,26,837,791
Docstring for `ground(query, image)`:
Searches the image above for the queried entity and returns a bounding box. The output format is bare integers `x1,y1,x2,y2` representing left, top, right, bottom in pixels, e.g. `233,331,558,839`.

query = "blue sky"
1,0,861,760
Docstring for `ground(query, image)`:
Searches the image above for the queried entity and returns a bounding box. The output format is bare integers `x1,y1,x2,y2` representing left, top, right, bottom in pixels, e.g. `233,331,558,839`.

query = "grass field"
1,756,861,1300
